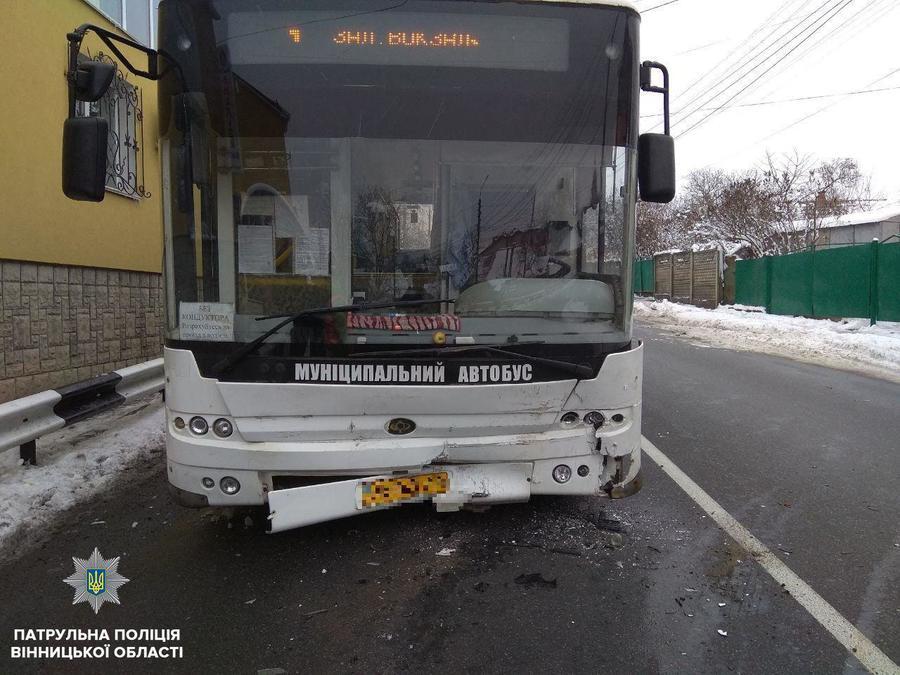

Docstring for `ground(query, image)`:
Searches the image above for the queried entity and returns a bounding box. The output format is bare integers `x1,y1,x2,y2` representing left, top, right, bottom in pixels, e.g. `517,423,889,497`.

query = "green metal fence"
633,258,655,294
733,240,899,323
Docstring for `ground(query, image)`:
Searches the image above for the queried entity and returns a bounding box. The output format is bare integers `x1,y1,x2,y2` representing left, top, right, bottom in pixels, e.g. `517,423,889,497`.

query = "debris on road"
436,547,456,556
717,629,728,637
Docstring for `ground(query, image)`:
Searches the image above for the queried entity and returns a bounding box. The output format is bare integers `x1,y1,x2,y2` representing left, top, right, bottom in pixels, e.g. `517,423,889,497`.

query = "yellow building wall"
0,0,163,273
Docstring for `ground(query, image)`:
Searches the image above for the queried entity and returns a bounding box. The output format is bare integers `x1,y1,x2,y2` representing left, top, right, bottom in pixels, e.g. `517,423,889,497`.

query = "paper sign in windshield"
179,303,235,341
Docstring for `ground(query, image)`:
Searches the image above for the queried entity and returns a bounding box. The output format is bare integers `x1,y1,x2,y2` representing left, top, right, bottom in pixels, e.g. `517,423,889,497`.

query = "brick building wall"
0,260,164,403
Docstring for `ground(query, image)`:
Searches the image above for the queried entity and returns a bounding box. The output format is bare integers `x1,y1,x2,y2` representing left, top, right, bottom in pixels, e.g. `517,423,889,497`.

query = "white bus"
62,0,675,532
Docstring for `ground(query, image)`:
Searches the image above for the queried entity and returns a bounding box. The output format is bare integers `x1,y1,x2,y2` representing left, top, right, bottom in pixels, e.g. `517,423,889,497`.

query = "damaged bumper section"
267,458,641,532
163,341,644,531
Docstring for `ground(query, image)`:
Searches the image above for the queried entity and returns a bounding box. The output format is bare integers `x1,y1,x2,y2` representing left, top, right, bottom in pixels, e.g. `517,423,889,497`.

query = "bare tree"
635,198,694,258
675,153,877,258
761,152,875,249
683,169,779,258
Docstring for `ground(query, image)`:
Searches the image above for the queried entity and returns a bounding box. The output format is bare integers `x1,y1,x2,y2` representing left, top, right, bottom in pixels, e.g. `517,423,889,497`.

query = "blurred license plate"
358,472,449,509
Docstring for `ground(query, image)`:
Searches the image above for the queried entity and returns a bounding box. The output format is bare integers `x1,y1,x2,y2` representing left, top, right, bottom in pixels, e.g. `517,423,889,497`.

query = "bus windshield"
158,0,639,356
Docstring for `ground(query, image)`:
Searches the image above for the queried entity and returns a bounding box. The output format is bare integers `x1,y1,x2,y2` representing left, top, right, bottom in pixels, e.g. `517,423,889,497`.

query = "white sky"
636,0,900,201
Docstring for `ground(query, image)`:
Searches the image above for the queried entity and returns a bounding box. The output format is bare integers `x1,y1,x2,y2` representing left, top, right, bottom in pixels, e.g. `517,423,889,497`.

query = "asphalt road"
1,324,897,674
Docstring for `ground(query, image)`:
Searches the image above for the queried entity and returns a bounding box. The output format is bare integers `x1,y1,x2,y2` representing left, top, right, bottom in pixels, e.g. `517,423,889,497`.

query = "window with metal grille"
76,54,149,200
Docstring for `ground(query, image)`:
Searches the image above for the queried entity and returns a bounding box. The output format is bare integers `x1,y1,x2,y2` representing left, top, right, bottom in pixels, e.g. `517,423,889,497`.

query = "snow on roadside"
0,394,165,552
635,299,900,381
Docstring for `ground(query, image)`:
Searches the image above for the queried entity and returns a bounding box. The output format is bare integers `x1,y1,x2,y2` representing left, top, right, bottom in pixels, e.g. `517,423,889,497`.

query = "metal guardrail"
0,358,164,465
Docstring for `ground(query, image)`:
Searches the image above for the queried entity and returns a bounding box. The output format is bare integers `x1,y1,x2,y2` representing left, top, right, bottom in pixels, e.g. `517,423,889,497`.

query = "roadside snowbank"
635,299,900,381
0,394,164,552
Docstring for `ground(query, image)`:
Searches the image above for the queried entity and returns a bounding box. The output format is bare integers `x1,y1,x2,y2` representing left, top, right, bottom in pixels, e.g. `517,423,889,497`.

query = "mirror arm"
640,61,670,135
65,23,186,116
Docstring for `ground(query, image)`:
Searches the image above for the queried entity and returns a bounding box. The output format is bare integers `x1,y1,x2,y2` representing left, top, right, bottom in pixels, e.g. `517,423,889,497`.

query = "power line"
749,67,900,145
670,0,847,134
640,84,900,117
746,0,895,105
696,66,900,171
677,0,857,139
642,0,681,12
646,0,811,133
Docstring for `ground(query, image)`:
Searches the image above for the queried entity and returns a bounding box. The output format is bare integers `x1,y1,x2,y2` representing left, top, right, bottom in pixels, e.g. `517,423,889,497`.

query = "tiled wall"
0,260,163,403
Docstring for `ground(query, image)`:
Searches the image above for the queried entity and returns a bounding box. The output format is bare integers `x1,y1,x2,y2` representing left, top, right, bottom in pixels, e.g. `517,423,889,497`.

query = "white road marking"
642,437,900,675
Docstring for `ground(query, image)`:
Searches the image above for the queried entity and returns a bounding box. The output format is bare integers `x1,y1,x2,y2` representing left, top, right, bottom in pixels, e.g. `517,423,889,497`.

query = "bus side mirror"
62,116,108,201
638,133,675,203
73,61,116,102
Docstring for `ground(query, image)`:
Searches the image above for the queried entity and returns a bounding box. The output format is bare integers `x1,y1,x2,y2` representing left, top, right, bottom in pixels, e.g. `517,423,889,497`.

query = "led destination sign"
330,30,480,48
228,11,569,71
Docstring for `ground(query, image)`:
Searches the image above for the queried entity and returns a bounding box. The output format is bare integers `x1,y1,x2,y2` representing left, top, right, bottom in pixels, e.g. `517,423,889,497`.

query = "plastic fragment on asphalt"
718,629,728,636
245,598,256,605
718,602,726,607
436,548,456,556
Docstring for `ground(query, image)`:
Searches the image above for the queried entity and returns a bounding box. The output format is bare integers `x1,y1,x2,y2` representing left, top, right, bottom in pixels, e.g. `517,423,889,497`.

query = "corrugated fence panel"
654,254,672,299
813,245,872,319
877,242,900,322
633,259,655,294
735,258,767,307
770,251,813,316
644,259,655,293
672,252,692,303
692,250,720,308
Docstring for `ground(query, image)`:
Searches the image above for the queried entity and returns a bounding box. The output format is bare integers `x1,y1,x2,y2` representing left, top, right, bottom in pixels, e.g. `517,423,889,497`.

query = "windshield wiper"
351,343,594,380
211,298,454,375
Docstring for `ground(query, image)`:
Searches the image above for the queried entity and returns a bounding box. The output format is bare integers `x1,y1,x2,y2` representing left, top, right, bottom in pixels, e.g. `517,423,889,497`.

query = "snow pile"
635,299,900,381
0,395,165,552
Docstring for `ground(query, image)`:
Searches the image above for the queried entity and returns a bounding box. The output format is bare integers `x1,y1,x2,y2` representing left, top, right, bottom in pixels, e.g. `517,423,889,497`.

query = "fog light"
173,417,185,429
552,464,572,483
560,412,580,426
577,464,590,477
213,418,233,438
612,413,625,423
220,476,241,495
201,477,215,489
189,416,208,435
584,411,605,427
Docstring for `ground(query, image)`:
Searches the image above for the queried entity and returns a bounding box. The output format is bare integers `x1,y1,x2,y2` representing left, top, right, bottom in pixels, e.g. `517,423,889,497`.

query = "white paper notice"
238,225,275,273
179,302,235,341
293,227,330,276
275,195,310,238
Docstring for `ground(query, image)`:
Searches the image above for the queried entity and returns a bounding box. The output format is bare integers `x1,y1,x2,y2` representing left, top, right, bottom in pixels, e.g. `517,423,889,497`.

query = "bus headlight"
220,476,241,495
552,464,572,483
560,412,580,427
212,418,233,438
189,416,209,435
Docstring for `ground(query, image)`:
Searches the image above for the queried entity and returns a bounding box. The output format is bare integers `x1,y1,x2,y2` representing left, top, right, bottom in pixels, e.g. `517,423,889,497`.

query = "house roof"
814,202,900,230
